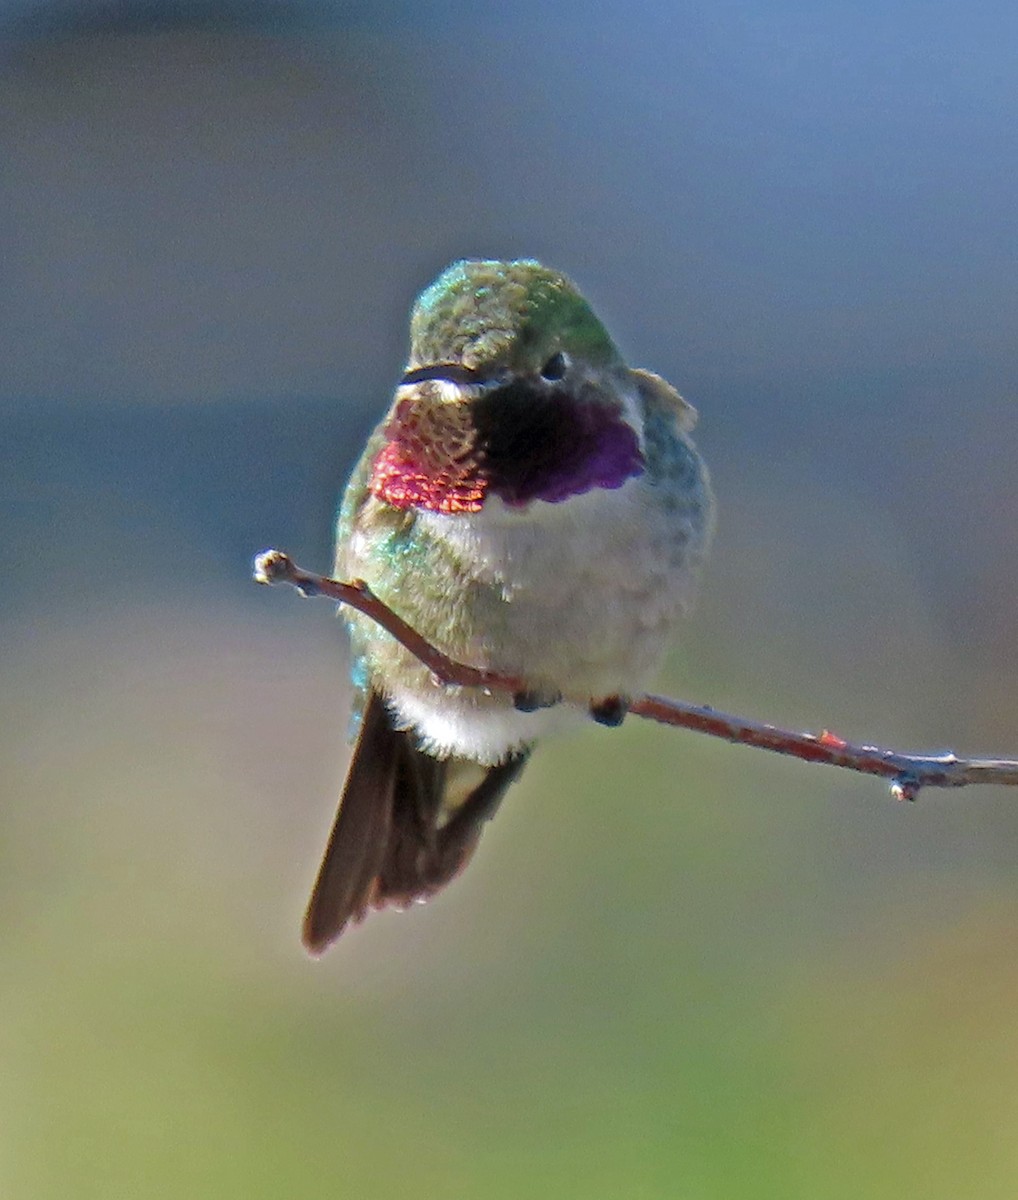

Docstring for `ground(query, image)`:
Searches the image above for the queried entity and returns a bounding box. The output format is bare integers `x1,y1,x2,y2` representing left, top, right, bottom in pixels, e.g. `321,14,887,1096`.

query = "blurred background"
3,1,1018,1195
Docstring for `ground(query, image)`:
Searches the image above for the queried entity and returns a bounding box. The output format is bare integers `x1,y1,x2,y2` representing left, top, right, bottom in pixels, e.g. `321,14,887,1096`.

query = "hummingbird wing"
302,689,397,953
630,368,699,432
302,689,529,954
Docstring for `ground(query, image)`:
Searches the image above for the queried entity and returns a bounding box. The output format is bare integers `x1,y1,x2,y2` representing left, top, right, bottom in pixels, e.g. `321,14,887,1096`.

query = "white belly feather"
380,473,709,764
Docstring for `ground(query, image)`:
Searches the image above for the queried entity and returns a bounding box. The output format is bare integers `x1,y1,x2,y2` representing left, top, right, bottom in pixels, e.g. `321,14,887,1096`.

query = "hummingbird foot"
512,688,563,713
589,695,629,727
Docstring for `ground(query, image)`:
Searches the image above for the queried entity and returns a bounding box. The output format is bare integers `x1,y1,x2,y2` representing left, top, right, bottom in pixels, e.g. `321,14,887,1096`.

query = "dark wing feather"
302,690,397,953
303,689,530,954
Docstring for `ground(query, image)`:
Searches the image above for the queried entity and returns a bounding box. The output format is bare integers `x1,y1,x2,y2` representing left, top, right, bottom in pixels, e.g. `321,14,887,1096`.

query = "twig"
253,549,1018,801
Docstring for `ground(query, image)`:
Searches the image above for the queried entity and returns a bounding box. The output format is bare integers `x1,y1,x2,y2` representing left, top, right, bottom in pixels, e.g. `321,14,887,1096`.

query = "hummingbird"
303,259,714,953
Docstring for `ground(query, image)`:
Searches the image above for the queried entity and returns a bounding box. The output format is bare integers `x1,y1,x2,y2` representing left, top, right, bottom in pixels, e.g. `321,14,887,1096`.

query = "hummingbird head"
371,260,645,514
407,258,622,379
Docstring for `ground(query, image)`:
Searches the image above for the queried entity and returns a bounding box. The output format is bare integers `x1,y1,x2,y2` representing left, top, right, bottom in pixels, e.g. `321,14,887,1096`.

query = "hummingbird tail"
302,689,529,954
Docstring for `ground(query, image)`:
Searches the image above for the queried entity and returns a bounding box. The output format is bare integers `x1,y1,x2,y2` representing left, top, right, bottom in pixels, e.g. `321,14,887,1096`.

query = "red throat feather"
369,395,488,514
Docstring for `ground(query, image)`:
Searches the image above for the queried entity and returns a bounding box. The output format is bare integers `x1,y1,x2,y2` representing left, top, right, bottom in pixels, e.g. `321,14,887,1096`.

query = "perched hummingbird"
303,259,714,953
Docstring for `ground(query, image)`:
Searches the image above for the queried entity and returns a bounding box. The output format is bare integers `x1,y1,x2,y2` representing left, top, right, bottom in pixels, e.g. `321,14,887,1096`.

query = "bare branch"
254,549,529,693
253,549,1018,801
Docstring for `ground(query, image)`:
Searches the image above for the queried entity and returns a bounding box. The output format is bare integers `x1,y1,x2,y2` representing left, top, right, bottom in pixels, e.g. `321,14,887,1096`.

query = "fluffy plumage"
302,260,714,953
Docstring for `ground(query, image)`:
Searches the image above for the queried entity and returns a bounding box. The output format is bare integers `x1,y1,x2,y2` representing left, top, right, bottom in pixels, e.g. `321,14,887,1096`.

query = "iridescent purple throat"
471,379,644,507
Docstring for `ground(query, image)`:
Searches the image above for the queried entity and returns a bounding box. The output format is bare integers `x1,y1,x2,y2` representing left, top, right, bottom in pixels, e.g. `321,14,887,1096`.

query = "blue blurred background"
4,2,1018,1195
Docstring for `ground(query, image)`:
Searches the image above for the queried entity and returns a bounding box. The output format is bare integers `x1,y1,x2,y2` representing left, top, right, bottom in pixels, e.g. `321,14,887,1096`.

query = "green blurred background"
4,2,1018,1196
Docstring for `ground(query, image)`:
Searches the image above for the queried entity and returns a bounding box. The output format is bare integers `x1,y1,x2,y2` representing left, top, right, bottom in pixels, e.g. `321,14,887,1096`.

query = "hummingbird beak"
400,363,488,387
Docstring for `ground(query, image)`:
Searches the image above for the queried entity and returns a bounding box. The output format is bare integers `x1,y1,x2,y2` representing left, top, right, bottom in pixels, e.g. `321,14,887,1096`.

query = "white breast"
385,473,707,764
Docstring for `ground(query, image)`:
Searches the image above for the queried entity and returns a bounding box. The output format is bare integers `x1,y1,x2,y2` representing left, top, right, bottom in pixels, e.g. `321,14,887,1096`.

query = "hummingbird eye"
539,352,568,382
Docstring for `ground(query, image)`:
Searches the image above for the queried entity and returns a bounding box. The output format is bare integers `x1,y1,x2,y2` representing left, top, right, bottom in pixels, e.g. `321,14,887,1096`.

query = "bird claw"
589,696,629,727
